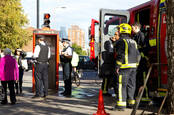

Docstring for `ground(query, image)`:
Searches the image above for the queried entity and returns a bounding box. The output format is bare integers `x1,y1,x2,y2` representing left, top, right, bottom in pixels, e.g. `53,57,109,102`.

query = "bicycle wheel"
74,72,80,86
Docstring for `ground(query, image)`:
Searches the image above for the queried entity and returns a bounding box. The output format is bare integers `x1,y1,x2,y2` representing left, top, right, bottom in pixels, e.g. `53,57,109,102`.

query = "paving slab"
0,70,157,115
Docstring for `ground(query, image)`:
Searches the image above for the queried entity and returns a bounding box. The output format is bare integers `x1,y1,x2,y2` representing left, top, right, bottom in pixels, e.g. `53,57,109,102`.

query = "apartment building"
68,25,85,49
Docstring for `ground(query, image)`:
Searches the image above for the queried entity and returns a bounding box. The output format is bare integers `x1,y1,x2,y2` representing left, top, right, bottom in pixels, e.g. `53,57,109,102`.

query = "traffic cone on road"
93,89,110,115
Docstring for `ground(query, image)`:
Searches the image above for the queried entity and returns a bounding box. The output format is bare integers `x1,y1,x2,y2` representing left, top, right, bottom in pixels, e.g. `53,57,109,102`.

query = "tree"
166,0,174,113
72,43,87,55
0,0,30,51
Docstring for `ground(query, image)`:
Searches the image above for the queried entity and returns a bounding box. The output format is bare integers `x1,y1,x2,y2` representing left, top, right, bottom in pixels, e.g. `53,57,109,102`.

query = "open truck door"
98,9,130,76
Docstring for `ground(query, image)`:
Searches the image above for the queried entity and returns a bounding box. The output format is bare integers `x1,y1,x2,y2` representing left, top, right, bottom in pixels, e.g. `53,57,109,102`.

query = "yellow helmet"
119,23,132,34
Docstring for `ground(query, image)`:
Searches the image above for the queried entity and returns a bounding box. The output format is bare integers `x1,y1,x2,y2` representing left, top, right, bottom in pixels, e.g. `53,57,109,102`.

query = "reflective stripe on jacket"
115,36,140,69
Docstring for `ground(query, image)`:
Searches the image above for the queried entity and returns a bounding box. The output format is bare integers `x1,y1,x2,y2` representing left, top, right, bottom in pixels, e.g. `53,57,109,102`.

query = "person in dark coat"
60,38,73,97
132,22,150,100
32,35,51,99
113,23,140,111
101,30,119,96
14,48,26,94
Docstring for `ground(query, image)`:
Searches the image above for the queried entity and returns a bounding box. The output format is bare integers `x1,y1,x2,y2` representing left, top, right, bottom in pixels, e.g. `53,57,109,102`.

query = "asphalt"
0,68,157,115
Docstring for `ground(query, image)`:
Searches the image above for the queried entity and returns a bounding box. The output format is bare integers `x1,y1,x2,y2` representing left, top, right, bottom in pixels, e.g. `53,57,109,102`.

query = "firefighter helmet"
119,23,132,34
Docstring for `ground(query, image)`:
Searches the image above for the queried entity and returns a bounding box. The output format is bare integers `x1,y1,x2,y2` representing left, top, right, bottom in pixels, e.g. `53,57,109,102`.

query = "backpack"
71,51,79,67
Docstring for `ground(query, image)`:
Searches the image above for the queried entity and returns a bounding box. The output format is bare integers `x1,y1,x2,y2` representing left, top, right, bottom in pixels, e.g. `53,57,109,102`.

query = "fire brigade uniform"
133,31,150,100
114,23,140,110
101,38,115,96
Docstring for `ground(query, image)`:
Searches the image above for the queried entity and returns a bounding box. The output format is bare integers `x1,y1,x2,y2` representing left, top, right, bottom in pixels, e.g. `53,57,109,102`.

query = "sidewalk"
0,70,155,115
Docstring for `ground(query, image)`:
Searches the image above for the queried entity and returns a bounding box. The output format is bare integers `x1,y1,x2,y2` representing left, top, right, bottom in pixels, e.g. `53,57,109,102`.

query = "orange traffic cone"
93,89,110,115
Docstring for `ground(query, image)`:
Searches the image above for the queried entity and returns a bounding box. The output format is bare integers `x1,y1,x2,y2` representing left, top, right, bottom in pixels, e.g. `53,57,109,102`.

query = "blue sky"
21,0,150,47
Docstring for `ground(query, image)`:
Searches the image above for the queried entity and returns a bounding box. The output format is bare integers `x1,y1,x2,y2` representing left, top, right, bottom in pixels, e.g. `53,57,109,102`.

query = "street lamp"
37,0,39,29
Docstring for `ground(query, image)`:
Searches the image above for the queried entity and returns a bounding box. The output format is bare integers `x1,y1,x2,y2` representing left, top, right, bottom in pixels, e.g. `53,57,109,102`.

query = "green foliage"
72,43,87,55
0,0,30,51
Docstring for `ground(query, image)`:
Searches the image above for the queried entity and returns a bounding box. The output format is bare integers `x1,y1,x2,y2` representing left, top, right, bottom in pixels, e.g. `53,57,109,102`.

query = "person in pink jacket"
0,48,19,105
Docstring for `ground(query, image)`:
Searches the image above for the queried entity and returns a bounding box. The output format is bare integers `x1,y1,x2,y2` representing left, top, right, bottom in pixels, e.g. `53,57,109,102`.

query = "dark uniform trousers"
15,67,24,93
34,63,48,96
116,68,136,108
62,62,72,95
1,81,16,103
102,74,117,95
102,77,110,94
135,57,149,99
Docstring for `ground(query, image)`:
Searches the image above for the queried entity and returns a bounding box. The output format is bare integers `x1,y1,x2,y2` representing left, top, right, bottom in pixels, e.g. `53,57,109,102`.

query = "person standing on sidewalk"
101,30,119,96
14,48,26,94
0,48,19,105
60,38,73,97
132,22,150,100
113,23,140,111
32,35,51,99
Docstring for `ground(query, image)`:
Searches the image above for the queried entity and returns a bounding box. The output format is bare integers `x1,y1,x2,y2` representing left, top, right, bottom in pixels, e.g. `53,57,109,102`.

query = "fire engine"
92,0,167,96
89,19,99,66
129,0,167,93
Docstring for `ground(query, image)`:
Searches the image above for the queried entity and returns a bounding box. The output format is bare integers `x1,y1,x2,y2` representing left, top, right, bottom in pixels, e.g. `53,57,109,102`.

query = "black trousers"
34,63,48,96
15,67,24,93
1,81,16,103
116,68,137,108
101,77,110,94
62,62,72,95
101,73,117,95
135,58,148,98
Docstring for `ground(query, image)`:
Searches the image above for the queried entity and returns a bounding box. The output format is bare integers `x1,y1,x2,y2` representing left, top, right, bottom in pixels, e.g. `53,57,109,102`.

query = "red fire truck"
98,0,166,96
89,19,99,67
89,19,99,60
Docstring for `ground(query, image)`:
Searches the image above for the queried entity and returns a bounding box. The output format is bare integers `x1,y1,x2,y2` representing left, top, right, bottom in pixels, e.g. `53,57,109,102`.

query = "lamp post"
37,0,39,29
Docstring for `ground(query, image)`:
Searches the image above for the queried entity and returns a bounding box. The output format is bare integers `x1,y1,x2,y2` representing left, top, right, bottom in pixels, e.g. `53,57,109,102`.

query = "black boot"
15,83,19,94
112,105,125,111
19,82,23,94
19,87,22,94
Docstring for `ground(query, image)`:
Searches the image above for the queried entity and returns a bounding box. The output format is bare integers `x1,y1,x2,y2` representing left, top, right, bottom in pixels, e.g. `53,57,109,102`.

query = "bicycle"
71,68,80,87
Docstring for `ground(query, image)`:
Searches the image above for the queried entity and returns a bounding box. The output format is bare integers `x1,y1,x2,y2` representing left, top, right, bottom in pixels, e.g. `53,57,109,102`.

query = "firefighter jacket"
101,39,115,76
132,31,146,57
115,36,140,69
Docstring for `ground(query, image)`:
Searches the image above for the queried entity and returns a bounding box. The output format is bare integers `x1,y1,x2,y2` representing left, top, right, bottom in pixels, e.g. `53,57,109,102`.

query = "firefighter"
132,22,150,101
113,23,140,111
101,34,117,96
